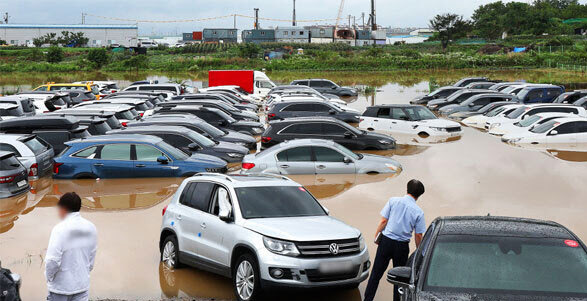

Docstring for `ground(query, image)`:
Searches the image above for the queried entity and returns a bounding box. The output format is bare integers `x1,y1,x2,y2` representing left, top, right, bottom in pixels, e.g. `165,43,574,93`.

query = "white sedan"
462,104,523,129
488,112,575,136
502,117,587,151
485,104,587,131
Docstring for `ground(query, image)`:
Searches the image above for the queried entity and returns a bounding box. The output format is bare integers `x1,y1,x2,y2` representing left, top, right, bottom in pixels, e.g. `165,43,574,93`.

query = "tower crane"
335,0,345,31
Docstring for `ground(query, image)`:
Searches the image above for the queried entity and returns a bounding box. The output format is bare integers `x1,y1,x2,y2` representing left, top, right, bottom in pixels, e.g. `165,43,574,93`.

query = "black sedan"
387,216,587,301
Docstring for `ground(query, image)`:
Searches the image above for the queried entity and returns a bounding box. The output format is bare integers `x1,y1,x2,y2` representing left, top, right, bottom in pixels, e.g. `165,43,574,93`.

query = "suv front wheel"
233,253,261,301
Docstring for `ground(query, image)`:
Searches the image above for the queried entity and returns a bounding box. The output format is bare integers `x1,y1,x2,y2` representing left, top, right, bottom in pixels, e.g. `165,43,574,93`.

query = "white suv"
159,173,369,301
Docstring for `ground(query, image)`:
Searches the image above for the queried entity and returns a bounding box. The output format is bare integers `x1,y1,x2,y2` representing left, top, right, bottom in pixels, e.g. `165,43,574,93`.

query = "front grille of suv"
206,166,228,173
305,265,360,282
446,126,462,133
296,238,360,258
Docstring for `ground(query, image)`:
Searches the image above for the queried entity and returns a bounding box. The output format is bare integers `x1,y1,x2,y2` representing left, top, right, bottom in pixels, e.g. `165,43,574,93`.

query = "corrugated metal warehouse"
0,24,138,47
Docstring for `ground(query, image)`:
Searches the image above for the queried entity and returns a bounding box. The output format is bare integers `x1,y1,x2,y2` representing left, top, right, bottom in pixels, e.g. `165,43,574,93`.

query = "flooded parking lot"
1,70,586,300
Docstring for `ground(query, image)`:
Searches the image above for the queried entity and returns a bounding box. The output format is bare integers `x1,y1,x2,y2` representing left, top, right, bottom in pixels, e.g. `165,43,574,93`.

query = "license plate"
319,261,353,274
450,132,460,137
17,180,27,187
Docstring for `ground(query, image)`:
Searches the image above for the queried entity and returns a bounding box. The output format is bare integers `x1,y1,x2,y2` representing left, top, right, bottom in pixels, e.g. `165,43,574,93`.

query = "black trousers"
363,235,409,301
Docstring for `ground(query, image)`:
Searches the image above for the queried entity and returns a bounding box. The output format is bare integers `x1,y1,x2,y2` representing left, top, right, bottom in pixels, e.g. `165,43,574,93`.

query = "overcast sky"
2,0,581,35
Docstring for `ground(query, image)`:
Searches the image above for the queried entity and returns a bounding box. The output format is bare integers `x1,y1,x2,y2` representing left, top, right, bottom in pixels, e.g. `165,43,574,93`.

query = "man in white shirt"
45,192,97,301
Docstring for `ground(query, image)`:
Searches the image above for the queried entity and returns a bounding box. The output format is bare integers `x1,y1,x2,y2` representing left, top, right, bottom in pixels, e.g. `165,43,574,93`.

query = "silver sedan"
240,139,402,175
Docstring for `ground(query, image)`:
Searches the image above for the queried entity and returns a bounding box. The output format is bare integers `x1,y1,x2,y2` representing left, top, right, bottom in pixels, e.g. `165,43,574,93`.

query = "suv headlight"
378,139,391,144
263,236,300,257
490,123,501,129
359,235,366,251
226,153,244,158
430,127,447,132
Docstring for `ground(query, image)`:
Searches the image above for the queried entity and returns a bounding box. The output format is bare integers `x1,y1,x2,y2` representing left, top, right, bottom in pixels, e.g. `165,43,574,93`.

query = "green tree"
0,39,6,45
236,43,261,58
123,55,148,71
46,46,64,63
87,48,109,67
58,31,88,47
429,14,471,50
472,1,507,39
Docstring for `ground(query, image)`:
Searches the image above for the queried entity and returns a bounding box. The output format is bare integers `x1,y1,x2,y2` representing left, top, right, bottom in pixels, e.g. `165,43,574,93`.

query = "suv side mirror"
328,109,336,115
331,86,337,90
218,188,233,222
188,143,202,151
387,266,412,287
157,156,169,164
344,131,353,139
343,157,352,164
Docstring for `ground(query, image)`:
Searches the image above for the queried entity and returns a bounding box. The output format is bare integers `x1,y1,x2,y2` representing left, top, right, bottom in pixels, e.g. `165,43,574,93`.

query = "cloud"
2,0,538,35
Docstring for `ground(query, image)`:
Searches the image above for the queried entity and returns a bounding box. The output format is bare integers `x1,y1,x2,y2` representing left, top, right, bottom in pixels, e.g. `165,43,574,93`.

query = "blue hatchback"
53,134,228,179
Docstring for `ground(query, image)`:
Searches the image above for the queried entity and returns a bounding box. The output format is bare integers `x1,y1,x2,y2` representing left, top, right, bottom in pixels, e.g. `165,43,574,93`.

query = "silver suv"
159,173,369,301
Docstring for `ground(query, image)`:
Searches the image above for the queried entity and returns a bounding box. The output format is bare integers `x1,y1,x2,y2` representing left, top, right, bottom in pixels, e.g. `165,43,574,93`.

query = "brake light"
81,99,90,102
29,163,38,177
0,175,16,183
242,162,255,170
267,113,276,119
359,118,364,122
139,113,144,117
122,122,128,127
53,162,64,174
162,205,168,216
261,136,271,143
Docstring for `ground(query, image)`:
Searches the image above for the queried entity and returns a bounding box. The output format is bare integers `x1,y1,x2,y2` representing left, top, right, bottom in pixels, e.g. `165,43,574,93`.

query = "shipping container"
275,27,310,43
355,30,371,40
242,29,276,44
203,28,238,43
193,31,203,41
308,26,334,39
182,33,193,41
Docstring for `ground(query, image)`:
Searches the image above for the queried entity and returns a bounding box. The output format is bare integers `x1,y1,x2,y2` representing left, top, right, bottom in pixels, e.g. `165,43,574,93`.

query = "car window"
404,107,437,121
313,147,344,162
529,107,577,116
553,122,577,135
414,223,436,277
277,147,312,162
72,146,98,158
99,144,131,160
377,108,390,117
391,108,409,120
35,132,68,147
0,144,21,157
322,123,349,135
194,111,221,122
184,182,215,211
576,121,587,133
209,185,232,216
527,89,543,100
282,104,313,112
0,154,21,170
546,88,561,98
157,134,192,149
310,80,332,88
23,137,49,155
281,123,320,135
135,144,165,161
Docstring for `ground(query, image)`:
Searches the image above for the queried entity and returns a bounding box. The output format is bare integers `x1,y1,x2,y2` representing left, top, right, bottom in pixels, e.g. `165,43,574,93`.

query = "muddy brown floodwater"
1,75,587,301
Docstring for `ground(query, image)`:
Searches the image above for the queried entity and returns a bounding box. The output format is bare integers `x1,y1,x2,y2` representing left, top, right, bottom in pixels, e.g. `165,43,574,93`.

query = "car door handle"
280,164,289,168
136,164,146,167
177,214,182,220
391,121,397,124
93,163,104,167
200,222,206,229
317,165,326,169
374,119,378,122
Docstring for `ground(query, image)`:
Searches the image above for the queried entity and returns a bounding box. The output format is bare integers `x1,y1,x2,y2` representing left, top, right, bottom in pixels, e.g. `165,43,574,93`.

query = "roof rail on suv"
193,172,233,181
232,173,292,181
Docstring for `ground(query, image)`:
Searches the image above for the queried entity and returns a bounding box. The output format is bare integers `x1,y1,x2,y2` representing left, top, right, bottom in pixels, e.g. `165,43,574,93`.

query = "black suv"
153,106,264,136
387,216,587,301
261,117,395,150
411,87,464,105
107,126,248,163
554,90,587,104
0,116,90,154
128,115,257,150
267,100,360,123
172,93,257,112
290,79,358,97
160,99,260,121
427,89,496,111
47,110,122,129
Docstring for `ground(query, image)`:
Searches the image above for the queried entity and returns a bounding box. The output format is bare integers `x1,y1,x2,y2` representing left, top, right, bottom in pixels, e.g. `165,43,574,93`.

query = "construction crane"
335,0,345,30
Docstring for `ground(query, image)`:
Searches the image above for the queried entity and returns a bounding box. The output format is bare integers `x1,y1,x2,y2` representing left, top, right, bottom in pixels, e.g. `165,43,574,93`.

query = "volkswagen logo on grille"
329,243,339,255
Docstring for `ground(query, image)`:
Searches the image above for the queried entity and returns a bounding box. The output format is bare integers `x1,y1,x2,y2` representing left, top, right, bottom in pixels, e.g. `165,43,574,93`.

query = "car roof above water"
437,216,574,239
67,134,163,145
186,173,300,188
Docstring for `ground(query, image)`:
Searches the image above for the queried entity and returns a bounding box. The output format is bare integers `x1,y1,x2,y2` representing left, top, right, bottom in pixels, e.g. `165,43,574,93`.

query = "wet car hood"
242,215,361,241
234,110,259,120
363,130,395,141
233,120,264,128
439,104,460,112
359,154,402,168
428,98,449,106
418,291,586,301
212,141,249,154
186,153,227,166
416,118,460,127
223,130,256,143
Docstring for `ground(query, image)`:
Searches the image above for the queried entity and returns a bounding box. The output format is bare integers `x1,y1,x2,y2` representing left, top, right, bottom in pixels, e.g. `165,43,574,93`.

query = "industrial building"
0,24,138,47
274,27,310,43
202,28,237,43
242,29,276,44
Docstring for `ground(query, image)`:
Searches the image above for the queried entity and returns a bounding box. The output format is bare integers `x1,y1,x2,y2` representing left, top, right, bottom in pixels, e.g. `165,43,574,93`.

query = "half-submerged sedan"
241,139,402,175
53,135,227,179
387,216,587,301
501,117,587,150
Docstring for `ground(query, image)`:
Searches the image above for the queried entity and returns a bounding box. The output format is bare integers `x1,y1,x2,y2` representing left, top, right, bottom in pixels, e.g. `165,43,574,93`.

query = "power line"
84,13,336,24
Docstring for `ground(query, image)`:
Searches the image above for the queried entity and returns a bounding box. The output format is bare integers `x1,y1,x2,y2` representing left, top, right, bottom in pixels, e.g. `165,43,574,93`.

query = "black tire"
74,173,97,180
232,253,262,301
161,235,182,269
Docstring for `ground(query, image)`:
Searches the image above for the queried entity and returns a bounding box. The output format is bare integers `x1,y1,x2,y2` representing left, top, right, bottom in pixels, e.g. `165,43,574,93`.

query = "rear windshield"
236,186,326,219
51,96,67,106
116,110,135,120
424,235,587,297
135,103,150,111
104,116,122,129
23,137,50,155
0,155,22,170
72,129,91,139
93,121,112,134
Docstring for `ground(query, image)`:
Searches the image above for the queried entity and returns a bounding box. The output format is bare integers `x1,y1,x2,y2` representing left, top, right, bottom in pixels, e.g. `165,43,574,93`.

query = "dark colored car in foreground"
261,117,395,150
0,151,29,198
107,126,248,163
127,115,257,150
267,100,360,123
387,216,587,301
53,135,228,179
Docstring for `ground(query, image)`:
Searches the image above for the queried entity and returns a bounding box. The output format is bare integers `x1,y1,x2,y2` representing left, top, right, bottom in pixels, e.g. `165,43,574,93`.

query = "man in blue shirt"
364,179,426,301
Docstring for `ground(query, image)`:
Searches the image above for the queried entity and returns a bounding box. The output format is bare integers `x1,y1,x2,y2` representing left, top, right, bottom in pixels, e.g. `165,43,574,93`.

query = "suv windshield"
424,235,587,296
405,106,437,121
186,131,216,147
530,120,559,134
506,107,528,119
0,154,22,170
197,122,226,137
156,142,188,160
236,186,326,219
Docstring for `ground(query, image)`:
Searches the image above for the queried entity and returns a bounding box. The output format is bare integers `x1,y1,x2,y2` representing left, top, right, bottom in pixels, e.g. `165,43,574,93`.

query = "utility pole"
254,8,259,30
292,0,297,27
81,12,86,24
348,14,351,28
370,0,376,30
233,14,237,29
3,12,8,24
361,13,365,29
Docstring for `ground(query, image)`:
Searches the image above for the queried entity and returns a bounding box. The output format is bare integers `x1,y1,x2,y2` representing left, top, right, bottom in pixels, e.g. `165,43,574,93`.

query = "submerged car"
160,173,369,301
360,105,462,137
290,79,358,97
267,100,360,123
461,104,523,129
241,139,401,175
387,216,587,301
488,112,574,136
501,117,587,150
53,135,228,179
0,151,30,198
427,89,496,111
410,87,464,105
447,101,512,121
0,134,54,179
262,117,396,150
438,93,515,117
485,104,587,130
